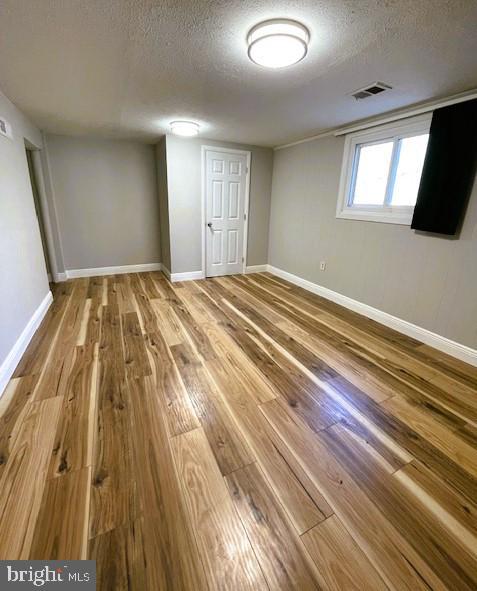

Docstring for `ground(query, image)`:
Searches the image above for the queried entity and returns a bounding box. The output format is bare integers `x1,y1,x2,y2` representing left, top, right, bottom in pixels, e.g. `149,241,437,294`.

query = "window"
336,115,431,224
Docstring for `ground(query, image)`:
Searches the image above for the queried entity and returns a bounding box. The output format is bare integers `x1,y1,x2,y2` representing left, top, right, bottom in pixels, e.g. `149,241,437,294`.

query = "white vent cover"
350,82,392,100
0,116,13,140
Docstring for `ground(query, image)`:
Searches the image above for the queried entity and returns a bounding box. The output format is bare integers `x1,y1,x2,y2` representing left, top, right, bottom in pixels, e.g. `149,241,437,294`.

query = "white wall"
45,135,161,271
165,135,273,274
269,135,477,349
0,90,50,367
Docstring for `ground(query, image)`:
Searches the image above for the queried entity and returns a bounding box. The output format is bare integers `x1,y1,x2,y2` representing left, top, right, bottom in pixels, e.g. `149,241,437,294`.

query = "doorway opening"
26,148,52,282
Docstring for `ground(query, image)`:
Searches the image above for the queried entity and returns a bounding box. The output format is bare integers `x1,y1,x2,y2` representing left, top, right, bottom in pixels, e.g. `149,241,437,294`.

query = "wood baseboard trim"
268,265,477,368
0,290,53,396
66,263,162,279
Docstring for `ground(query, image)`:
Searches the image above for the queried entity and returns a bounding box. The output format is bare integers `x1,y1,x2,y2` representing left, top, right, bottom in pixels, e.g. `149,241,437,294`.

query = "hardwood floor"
1,271,477,590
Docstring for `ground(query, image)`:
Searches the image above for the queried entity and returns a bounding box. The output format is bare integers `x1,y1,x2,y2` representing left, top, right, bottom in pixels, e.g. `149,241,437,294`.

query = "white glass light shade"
247,19,309,68
170,121,200,136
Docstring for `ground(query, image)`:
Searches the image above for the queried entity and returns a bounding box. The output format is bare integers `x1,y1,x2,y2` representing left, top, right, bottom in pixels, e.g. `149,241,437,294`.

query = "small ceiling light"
247,19,309,69
170,121,200,136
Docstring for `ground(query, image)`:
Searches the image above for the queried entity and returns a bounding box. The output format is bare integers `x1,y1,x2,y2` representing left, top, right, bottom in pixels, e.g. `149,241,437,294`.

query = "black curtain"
411,98,477,235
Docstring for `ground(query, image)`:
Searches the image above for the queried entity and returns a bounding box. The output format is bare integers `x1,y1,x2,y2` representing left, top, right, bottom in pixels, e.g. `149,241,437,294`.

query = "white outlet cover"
320,261,326,271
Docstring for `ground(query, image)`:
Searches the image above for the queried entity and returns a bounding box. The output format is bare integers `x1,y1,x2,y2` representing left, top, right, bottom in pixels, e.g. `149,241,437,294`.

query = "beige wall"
165,135,273,274
269,135,477,349
156,137,171,272
0,90,49,367
46,135,161,270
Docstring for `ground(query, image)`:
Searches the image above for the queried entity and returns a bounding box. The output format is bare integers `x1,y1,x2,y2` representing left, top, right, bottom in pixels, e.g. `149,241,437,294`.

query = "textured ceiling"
1,0,476,146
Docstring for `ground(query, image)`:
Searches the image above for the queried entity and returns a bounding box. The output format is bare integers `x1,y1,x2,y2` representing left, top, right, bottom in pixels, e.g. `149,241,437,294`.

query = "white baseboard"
66,262,162,279
0,291,53,396
54,272,67,283
161,266,171,280
245,264,269,274
268,265,477,368
170,270,205,282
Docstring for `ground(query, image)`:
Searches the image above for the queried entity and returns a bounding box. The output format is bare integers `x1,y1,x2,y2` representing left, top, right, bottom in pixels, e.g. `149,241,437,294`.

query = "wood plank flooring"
1,271,477,590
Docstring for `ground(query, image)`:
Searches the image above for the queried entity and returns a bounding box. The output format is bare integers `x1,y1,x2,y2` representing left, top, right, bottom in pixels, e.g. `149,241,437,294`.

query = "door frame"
24,140,63,283
201,145,251,278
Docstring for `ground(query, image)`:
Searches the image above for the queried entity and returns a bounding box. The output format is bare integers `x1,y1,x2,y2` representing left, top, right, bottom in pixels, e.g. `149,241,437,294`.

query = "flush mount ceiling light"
170,120,200,136
247,19,309,68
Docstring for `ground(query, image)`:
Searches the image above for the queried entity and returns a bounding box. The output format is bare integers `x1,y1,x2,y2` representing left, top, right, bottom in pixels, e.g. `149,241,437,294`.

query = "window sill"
336,208,413,225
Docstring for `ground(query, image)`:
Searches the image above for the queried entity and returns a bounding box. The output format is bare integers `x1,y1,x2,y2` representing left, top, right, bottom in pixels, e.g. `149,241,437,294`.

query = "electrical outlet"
319,261,326,271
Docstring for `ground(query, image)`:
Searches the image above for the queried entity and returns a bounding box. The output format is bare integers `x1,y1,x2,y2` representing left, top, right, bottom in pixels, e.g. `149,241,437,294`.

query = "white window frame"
336,114,432,225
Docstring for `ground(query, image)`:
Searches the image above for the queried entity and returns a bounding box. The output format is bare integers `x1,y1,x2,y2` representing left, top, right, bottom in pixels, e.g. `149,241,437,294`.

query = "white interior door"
205,149,248,277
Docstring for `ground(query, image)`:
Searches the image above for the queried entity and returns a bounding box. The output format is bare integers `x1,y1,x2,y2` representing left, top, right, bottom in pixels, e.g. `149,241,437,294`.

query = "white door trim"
201,145,251,278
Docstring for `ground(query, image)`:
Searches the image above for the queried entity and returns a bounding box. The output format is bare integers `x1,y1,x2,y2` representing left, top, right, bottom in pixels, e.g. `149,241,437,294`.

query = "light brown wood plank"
121,311,152,379
85,292,102,345
151,299,184,346
196,321,276,404
76,298,92,346
144,331,199,436
48,343,99,478
218,276,287,325
394,459,477,544
0,374,38,477
127,376,208,590
32,280,90,402
382,395,477,478
171,428,268,591
130,274,160,333
116,278,136,316
302,515,388,591
89,374,139,538
206,357,331,533
141,272,162,300
416,344,477,389
171,293,219,361
90,301,139,538
30,467,91,559
89,517,148,591
225,462,326,590
171,342,254,475
0,397,62,558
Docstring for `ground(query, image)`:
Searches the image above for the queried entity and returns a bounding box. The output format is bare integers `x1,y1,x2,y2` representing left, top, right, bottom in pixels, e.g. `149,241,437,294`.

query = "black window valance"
411,98,477,235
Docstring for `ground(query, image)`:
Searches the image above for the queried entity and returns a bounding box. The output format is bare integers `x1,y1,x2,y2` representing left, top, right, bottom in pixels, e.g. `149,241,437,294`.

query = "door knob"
207,222,213,229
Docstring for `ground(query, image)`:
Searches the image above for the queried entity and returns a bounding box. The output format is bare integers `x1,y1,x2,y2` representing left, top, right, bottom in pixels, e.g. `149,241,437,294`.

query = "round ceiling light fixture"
170,120,200,137
247,19,309,69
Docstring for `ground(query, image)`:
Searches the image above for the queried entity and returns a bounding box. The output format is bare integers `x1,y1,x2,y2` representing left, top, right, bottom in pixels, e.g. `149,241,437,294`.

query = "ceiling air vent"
351,82,392,100
0,116,13,140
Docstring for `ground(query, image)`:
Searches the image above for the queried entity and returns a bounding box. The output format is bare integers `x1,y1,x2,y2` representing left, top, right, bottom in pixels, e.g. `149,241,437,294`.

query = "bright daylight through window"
336,116,431,224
